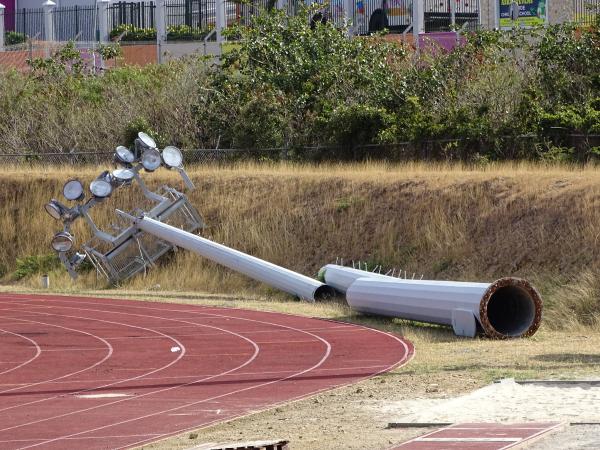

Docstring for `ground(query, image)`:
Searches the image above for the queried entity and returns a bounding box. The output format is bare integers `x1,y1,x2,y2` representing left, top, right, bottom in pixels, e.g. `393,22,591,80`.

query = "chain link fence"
1,134,599,166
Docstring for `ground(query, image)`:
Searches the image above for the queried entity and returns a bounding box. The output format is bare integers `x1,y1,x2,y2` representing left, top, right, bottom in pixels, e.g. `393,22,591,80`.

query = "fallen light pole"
319,265,543,339
119,213,334,301
45,132,332,302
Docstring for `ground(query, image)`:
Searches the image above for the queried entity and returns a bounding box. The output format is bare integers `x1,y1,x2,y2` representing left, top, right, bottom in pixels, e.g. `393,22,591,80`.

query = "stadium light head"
69,251,87,268
44,199,68,221
141,148,162,172
162,146,184,168
138,132,157,149
63,179,85,202
114,146,136,165
112,168,135,182
51,231,74,252
89,171,114,198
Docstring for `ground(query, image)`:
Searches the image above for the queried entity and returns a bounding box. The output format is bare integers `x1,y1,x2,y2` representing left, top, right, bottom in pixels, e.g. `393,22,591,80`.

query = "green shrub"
110,24,211,41
13,254,61,280
1,10,600,161
5,31,26,46
322,104,396,149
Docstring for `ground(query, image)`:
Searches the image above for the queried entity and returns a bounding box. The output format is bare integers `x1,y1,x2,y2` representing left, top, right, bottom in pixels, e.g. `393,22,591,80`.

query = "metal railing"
574,0,599,25
53,6,97,42
8,8,45,39
424,0,479,32
109,1,155,31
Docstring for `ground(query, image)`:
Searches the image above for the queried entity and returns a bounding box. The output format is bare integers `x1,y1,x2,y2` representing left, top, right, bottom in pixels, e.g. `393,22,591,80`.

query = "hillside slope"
1,163,599,329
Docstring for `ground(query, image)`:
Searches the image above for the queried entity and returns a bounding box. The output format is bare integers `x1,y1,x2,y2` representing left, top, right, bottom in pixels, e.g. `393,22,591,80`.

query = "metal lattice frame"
83,193,203,284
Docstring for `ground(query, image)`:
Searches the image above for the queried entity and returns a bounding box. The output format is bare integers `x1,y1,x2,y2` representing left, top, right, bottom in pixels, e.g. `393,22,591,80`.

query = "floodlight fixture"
69,252,87,268
115,146,136,165
162,146,184,168
45,199,68,221
90,171,114,198
138,132,157,149
51,231,74,252
141,148,162,172
63,179,85,202
112,168,135,182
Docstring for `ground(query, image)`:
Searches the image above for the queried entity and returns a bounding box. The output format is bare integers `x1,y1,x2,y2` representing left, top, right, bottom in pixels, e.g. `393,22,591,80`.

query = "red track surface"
391,423,562,450
0,293,413,450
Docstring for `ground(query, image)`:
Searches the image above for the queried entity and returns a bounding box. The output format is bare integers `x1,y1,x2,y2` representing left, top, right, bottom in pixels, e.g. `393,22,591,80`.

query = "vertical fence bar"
215,0,225,42
0,3,5,51
156,0,165,62
413,0,423,44
98,0,110,42
43,0,55,55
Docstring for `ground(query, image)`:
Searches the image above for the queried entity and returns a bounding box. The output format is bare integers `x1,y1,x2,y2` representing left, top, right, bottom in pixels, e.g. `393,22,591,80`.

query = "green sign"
499,0,547,29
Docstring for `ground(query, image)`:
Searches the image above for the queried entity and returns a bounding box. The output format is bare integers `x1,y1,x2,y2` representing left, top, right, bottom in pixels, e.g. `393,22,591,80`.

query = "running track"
0,293,413,449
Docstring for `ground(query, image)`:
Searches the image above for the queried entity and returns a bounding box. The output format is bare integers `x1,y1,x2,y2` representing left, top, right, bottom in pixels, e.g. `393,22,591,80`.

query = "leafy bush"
1,9,600,161
110,24,211,41
110,24,156,41
13,255,61,280
5,31,26,45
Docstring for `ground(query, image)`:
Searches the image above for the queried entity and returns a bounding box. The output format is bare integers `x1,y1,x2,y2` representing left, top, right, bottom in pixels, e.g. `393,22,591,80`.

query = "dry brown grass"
1,161,600,330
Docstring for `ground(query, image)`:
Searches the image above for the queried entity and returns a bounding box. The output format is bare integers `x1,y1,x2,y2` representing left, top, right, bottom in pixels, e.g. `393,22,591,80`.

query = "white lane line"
0,363,391,387
3,294,409,450
497,423,564,450
0,317,113,396
0,309,186,416
28,320,330,450
417,437,521,442
5,297,329,450
42,347,109,352
0,433,163,443
0,329,41,377
76,393,133,399
0,301,260,440
92,298,413,450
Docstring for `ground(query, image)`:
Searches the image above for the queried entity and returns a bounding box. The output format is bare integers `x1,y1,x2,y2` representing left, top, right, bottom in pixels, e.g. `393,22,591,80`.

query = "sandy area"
377,379,600,450
380,379,600,424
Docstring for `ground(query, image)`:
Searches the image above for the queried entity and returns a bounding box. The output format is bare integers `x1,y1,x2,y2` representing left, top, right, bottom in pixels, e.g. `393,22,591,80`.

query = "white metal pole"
215,0,225,43
132,215,334,301
43,0,55,56
412,0,424,46
320,264,542,339
344,0,354,36
155,0,166,63
449,0,456,28
0,3,5,51
97,0,110,43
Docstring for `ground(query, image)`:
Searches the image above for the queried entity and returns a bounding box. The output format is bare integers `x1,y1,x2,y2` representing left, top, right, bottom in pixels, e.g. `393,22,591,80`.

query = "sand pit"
382,379,600,424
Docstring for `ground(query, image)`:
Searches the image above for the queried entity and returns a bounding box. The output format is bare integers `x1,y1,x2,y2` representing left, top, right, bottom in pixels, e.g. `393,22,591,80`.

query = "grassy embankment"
1,162,599,386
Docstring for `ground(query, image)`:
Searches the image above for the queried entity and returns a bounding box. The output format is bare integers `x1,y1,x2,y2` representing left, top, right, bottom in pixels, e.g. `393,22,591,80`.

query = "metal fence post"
43,0,55,48
215,0,225,43
412,0,424,47
98,0,110,43
156,0,166,63
344,0,354,36
0,3,5,51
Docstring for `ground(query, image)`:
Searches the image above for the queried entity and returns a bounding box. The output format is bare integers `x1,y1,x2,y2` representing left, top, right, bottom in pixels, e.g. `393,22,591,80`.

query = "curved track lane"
0,293,414,450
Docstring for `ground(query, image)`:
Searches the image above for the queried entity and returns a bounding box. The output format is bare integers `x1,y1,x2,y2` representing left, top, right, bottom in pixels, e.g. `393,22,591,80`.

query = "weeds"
1,163,599,330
